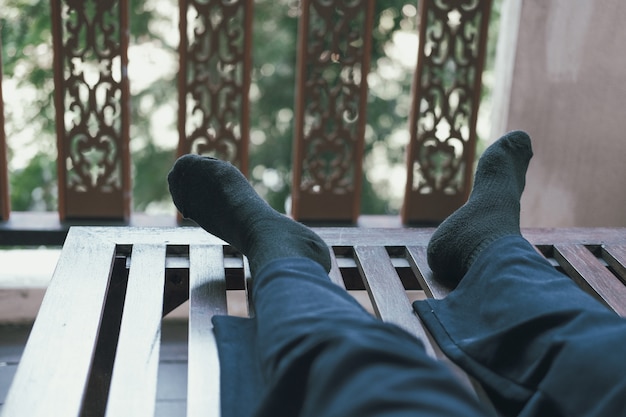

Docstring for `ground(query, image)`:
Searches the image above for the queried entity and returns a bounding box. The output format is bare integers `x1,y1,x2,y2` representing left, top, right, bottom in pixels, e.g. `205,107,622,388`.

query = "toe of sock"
503,130,533,156
427,235,464,285
168,154,202,216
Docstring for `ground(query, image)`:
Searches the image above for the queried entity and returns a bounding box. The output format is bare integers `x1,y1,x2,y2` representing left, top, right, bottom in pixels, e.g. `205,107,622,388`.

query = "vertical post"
291,0,374,223
51,0,131,221
177,0,252,176
0,39,11,221
402,0,492,224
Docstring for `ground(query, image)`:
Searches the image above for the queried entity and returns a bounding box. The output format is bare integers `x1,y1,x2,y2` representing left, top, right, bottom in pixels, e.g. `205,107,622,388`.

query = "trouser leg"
249,257,489,417
414,235,626,417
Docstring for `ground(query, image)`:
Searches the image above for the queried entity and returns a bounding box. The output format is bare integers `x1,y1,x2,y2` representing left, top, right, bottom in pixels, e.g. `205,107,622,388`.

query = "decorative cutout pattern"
58,0,125,193
297,0,371,196
179,0,250,170
408,0,490,196
0,42,8,220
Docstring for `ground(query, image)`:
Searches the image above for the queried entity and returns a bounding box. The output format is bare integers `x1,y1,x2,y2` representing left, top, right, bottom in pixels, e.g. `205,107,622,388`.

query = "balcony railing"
0,0,492,245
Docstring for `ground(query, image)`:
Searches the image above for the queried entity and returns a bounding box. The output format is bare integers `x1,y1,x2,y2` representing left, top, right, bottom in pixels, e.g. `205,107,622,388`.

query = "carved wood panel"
177,0,252,175
403,0,492,224
291,0,374,223
51,0,131,220
0,40,10,221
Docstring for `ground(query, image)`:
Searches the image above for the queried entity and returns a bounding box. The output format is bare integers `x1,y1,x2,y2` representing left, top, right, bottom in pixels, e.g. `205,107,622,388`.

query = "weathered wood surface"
3,226,626,416
2,228,117,416
353,245,436,358
105,244,166,417
187,245,226,417
553,244,626,317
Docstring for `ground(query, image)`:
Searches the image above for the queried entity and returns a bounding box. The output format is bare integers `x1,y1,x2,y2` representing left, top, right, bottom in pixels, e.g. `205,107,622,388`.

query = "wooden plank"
523,228,626,246
554,244,626,317
353,246,435,358
105,244,167,417
0,39,10,222
320,227,626,248
187,245,227,417
243,257,254,317
404,245,453,300
1,224,626,249
80,226,226,246
328,249,346,289
2,228,116,416
602,245,626,284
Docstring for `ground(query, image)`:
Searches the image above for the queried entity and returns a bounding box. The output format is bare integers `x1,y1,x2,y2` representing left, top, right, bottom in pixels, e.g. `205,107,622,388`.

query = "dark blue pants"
414,235,626,417
214,258,488,417
214,235,626,416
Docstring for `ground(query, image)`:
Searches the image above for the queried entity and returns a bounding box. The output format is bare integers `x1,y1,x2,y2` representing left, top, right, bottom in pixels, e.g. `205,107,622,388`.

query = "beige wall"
493,0,626,227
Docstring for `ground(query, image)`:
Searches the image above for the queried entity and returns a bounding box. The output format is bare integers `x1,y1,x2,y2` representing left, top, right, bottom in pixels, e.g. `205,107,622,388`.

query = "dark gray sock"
427,130,533,284
168,155,331,274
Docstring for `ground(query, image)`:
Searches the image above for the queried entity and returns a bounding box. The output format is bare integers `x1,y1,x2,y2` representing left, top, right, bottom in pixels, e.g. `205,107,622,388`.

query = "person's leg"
415,131,626,417
168,156,489,417
167,154,331,275
250,257,489,417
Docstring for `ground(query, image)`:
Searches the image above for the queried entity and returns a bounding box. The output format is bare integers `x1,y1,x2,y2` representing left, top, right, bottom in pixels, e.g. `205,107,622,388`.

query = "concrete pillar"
493,0,626,227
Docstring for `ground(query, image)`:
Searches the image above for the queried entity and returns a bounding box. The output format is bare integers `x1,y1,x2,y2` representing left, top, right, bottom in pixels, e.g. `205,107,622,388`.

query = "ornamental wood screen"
0,0,492,224
0,39,9,221
290,0,374,222
177,0,252,176
50,0,132,221
402,0,492,224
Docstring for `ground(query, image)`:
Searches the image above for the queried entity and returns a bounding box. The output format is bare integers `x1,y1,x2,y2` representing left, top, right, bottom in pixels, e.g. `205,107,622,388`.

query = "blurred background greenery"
0,0,501,216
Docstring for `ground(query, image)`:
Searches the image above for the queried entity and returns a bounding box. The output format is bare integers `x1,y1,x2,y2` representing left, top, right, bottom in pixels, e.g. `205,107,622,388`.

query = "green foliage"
10,152,56,211
247,0,299,211
132,142,176,212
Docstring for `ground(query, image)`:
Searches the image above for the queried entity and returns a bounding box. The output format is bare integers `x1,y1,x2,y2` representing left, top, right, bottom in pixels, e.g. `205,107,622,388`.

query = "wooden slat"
2,228,117,416
602,245,626,284
243,257,255,317
0,224,625,249
187,245,227,417
353,246,435,358
554,244,626,316
0,38,10,221
523,228,626,247
105,244,167,416
320,227,626,248
404,245,453,300
328,249,347,289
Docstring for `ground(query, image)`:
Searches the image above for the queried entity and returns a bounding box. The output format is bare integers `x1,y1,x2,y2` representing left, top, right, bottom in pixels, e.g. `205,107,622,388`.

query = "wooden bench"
3,226,626,416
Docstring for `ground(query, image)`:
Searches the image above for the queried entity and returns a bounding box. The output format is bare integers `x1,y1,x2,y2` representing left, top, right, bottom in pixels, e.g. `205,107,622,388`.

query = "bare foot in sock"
168,155,331,274
427,130,533,284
